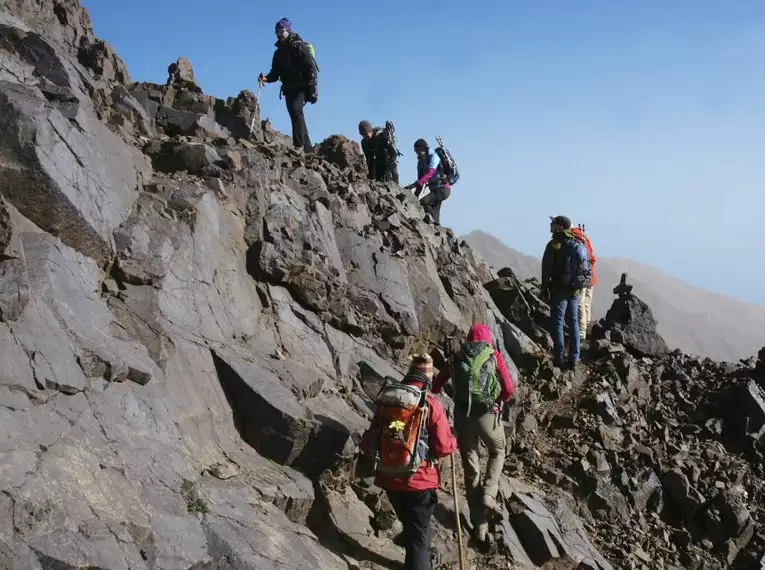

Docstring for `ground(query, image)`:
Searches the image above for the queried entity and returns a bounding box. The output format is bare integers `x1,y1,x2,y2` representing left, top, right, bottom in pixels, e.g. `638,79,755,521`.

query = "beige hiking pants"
455,411,506,534
577,286,594,340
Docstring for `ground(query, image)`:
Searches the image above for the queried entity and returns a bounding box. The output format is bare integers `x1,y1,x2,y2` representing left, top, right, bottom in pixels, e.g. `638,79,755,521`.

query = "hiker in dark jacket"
258,18,317,152
541,215,581,369
361,355,457,570
405,139,450,225
432,324,514,544
358,120,399,183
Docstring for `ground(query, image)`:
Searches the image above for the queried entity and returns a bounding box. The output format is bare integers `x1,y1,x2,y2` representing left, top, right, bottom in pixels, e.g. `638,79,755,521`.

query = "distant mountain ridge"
462,230,765,362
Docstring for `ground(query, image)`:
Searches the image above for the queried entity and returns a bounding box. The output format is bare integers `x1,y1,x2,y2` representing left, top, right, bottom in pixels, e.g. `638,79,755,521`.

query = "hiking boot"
482,493,502,515
429,547,441,567
392,531,405,547
469,524,492,553
472,523,489,544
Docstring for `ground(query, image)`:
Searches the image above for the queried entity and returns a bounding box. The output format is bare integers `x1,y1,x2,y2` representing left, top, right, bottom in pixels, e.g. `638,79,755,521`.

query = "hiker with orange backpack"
431,324,515,545
361,354,457,570
571,223,597,341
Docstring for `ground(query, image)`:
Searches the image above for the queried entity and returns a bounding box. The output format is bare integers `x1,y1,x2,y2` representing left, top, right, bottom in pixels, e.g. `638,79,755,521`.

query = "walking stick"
248,83,263,138
451,453,465,570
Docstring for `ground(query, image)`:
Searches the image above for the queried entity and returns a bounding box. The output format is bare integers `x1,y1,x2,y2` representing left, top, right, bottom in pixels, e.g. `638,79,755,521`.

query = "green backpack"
453,341,500,416
303,42,319,74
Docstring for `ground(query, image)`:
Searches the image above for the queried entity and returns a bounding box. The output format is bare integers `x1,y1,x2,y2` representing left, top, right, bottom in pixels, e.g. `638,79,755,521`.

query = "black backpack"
434,136,460,186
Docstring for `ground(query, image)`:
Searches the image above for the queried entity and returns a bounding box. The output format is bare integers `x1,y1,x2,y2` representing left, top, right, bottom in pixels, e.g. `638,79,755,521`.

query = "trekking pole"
248,84,263,138
443,336,465,569
451,453,465,570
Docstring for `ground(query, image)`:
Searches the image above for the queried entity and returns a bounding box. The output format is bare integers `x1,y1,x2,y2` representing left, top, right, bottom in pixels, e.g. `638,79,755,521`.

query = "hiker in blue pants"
540,215,592,370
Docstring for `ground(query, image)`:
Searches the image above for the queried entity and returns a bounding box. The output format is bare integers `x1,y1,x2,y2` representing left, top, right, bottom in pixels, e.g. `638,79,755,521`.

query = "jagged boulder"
485,268,553,351
128,68,233,140
167,56,196,86
592,289,669,357
495,477,613,569
755,346,765,387
317,134,367,174
214,89,262,141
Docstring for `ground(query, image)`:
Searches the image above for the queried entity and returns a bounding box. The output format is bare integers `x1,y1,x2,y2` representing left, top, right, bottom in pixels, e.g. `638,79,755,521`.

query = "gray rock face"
0,17,149,261
501,477,613,570
146,140,222,174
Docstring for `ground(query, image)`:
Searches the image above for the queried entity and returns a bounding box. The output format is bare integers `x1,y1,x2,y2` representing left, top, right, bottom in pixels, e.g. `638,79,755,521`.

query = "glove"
307,83,318,104
539,288,550,303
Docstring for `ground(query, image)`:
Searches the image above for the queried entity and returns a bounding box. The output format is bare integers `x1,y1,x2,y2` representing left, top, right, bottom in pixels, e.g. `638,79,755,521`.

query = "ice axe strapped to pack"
381,120,403,159
434,136,460,186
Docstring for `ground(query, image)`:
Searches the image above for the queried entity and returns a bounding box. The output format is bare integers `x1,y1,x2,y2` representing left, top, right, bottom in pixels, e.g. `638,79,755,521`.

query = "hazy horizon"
464,229,765,311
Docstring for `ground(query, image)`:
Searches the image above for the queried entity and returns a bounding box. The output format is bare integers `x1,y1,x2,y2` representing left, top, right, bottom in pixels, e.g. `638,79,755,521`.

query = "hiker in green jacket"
432,324,515,545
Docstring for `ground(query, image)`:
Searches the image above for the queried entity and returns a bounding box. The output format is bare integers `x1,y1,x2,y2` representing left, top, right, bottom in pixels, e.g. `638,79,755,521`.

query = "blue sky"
83,0,764,307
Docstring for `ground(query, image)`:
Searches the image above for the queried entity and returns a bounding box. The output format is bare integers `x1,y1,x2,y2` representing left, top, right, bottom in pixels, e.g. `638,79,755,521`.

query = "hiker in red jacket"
432,323,514,544
361,354,457,570
571,224,597,341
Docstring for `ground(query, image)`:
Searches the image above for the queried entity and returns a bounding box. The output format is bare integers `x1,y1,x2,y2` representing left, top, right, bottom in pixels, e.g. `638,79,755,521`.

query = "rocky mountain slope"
463,230,765,362
0,2,763,569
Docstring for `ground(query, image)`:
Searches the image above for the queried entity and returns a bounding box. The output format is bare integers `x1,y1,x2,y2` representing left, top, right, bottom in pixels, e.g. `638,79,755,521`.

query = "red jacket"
571,227,597,286
361,380,456,491
432,323,515,407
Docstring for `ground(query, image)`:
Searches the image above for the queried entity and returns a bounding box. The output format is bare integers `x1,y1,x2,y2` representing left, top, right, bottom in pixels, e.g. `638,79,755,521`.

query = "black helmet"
414,138,428,150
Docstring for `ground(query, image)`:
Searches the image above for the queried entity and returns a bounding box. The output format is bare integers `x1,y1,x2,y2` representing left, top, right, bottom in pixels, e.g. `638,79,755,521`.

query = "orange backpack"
373,381,430,477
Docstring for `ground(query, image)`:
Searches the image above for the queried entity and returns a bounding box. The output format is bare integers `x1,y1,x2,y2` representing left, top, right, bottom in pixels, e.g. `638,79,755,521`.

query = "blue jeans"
551,293,580,365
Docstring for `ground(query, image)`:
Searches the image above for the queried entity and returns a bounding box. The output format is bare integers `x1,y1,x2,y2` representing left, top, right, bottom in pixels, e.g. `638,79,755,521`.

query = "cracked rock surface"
1,1,764,570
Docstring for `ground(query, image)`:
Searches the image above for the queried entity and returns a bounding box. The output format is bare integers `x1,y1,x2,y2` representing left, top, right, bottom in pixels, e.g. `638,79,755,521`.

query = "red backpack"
372,381,430,477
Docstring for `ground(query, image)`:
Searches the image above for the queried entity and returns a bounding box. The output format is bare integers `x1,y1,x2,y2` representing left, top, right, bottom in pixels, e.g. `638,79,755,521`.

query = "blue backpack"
560,238,592,289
